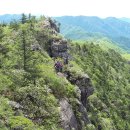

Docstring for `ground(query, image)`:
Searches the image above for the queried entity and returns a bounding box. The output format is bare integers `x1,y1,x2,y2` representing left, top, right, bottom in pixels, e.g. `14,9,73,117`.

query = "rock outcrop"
44,18,94,130
59,98,78,130
67,72,94,129
43,18,60,34
59,71,94,130
68,73,94,108
51,39,69,58
43,18,69,59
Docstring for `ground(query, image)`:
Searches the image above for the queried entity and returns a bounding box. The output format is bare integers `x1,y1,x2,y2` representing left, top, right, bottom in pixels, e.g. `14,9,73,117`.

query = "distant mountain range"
120,17,130,23
0,14,130,53
54,16,130,53
0,14,21,23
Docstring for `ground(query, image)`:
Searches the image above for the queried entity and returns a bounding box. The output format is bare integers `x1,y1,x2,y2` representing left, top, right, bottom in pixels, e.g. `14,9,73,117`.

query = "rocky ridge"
44,18,94,130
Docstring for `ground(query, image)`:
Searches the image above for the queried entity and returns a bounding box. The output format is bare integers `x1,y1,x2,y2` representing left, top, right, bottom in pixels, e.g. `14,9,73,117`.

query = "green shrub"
9,116,35,130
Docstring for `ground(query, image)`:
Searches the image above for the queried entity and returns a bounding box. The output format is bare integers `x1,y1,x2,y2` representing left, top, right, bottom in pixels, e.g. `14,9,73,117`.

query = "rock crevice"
66,72,94,129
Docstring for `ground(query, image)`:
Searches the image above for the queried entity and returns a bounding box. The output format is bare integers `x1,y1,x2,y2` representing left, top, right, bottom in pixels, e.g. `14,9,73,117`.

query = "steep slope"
0,15,130,130
0,15,94,130
54,16,130,53
70,42,130,130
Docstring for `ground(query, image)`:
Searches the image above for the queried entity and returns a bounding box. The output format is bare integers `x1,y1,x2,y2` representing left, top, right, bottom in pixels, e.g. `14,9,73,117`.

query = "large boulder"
59,98,78,130
64,71,94,129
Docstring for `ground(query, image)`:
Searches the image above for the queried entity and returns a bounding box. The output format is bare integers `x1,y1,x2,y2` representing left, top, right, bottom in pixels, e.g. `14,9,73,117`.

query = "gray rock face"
64,72,94,129
43,18,60,33
58,72,94,130
76,75,94,108
46,18,94,129
67,73,94,108
51,39,69,58
59,98,78,130
43,18,68,59
75,99,91,129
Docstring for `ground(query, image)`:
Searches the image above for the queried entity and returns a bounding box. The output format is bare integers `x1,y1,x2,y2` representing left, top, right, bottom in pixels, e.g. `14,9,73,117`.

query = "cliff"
0,15,130,130
44,18,95,130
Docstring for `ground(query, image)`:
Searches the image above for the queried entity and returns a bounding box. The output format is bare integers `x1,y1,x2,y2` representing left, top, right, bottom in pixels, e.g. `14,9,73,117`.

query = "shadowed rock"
59,98,78,130
64,71,94,129
51,39,69,58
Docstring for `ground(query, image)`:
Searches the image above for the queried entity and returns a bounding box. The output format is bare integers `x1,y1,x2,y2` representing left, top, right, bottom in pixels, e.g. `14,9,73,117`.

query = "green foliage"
1,14,130,130
0,25,4,41
0,15,76,130
0,97,14,118
39,63,76,98
0,97,13,130
122,53,130,60
86,124,95,130
70,42,130,130
9,116,35,130
55,16,130,53
0,72,12,92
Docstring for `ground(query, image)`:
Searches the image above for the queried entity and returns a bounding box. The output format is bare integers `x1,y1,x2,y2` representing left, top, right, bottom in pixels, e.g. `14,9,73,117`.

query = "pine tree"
21,14,28,70
21,13,27,24
0,25,4,41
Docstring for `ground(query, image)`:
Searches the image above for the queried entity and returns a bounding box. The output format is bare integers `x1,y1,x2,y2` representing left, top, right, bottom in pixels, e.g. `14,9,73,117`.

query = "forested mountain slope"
0,15,130,130
1,15,130,53
70,42,130,129
55,16,130,53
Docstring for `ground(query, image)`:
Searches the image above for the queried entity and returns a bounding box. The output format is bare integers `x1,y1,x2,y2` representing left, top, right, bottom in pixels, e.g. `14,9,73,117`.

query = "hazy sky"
0,0,130,17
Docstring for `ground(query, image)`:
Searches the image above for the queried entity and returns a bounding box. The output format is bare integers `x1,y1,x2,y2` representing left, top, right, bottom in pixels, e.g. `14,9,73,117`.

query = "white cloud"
0,0,130,17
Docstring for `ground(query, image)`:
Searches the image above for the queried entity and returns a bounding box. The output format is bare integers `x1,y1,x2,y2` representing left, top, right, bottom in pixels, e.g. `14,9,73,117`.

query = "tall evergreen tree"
21,13,27,24
0,25,4,41
21,14,27,70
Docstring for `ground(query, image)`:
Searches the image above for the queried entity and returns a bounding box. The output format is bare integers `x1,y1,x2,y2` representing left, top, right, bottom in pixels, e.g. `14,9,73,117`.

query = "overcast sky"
0,0,130,18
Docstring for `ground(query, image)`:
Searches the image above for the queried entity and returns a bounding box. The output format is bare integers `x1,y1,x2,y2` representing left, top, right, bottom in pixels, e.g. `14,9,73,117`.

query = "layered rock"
59,71,94,130
42,18,69,59
67,72,94,129
58,70,94,130
43,18,60,34
51,39,69,58
68,73,94,108
59,98,78,130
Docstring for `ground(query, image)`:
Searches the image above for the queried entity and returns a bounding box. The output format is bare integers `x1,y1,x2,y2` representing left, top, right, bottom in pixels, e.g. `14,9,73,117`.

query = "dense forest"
0,14,130,130
55,16,130,53
71,42,130,129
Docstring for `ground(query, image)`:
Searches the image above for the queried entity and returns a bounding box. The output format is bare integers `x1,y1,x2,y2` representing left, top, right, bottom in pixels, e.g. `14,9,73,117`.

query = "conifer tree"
0,25,4,41
21,13,27,24
20,14,27,71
